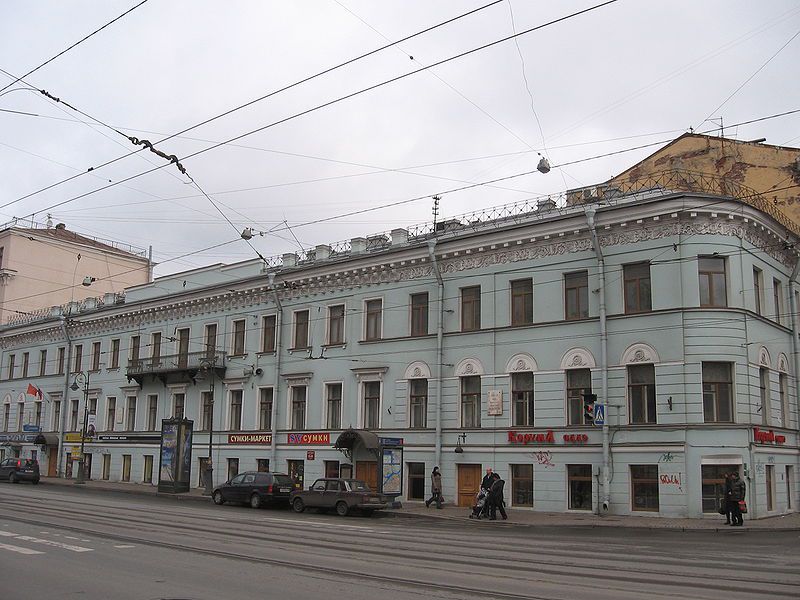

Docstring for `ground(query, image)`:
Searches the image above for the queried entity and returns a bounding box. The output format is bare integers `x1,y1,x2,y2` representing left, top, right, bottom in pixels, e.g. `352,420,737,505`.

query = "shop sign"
228,433,272,445
0,433,35,443
487,390,503,416
64,433,93,443
508,430,555,444
287,432,330,445
22,424,41,432
379,437,404,446
96,434,161,443
754,427,786,444
307,450,315,461
562,433,589,444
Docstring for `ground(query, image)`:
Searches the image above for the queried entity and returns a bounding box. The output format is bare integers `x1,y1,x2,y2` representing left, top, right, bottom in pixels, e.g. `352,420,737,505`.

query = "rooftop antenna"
432,195,440,232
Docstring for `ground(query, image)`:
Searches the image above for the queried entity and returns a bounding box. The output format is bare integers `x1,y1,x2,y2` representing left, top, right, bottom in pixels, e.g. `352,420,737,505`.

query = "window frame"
327,304,345,346
110,339,120,369
292,310,310,350
628,363,656,425
510,278,534,326
566,368,592,426
259,387,273,431
753,267,762,315
325,382,342,430
564,271,589,320
260,315,277,353
701,362,734,423
511,371,534,427
460,375,481,428
630,464,659,512
460,286,481,332
698,256,727,308
229,389,243,430
362,380,381,429
364,298,383,341
147,394,158,431
623,262,652,314
290,385,307,430
410,293,429,337
773,278,783,324
126,396,137,431
231,319,246,356
409,378,428,428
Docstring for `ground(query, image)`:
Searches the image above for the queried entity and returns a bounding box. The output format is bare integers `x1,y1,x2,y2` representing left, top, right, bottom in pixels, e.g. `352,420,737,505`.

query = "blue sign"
593,404,605,426
379,437,403,446
23,424,41,432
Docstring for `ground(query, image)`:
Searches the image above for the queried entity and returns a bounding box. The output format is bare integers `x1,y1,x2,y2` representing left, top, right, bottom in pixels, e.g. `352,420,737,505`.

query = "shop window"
257,459,270,473
701,464,739,513
227,458,239,481
325,460,340,478
766,465,775,512
568,464,592,511
511,464,533,507
287,459,304,490
143,455,153,484
408,462,425,500
122,455,131,482
630,465,659,511
102,454,111,480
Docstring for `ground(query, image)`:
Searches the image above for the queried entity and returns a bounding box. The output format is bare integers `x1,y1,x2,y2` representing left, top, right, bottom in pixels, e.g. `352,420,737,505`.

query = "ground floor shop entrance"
48,447,58,477
457,464,481,507
356,461,378,491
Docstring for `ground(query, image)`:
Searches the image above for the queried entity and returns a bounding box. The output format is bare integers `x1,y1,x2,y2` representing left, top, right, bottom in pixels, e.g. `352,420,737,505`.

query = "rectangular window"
293,310,310,349
17,402,24,431
91,341,101,371
699,257,727,307
410,293,429,337
110,339,120,369
122,455,131,482
461,286,481,332
229,390,243,430
511,279,533,326
52,401,61,432
567,369,592,426
327,305,345,345
34,401,42,428
753,267,762,315
409,379,428,428
73,345,82,373
261,315,277,352
631,465,659,511
174,393,185,419
628,364,656,424
2,404,8,431
365,299,382,341
624,262,652,314
126,396,137,431
201,391,213,431
102,454,111,481
325,460,340,478
6,354,14,380
147,395,158,431
290,386,306,430
22,352,29,378
702,362,733,423
257,459,270,473
143,455,154,484
70,399,79,431
177,329,190,367
565,271,589,320
39,349,47,377
130,336,140,363
151,332,161,364
773,279,783,324
511,464,534,507
760,367,770,426
325,383,342,430
512,372,534,427
363,381,380,429
204,324,217,357
88,397,97,417
227,457,239,481
57,347,65,375
407,462,425,500
106,397,117,431
568,464,592,510
259,388,273,430
460,376,481,428
766,464,775,511
232,319,246,355
780,373,789,428
701,465,738,513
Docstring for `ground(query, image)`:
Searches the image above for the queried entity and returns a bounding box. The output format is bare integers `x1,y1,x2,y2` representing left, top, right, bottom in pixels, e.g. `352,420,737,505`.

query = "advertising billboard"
158,418,194,493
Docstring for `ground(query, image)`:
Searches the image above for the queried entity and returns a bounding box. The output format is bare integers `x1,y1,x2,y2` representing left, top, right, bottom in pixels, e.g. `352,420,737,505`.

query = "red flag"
26,383,41,399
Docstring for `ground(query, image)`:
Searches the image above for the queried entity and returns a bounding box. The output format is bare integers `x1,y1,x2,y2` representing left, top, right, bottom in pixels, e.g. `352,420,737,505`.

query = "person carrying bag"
425,466,443,509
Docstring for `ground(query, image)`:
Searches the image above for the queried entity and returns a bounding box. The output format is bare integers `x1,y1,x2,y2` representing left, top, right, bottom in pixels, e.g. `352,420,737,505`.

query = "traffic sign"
593,403,605,426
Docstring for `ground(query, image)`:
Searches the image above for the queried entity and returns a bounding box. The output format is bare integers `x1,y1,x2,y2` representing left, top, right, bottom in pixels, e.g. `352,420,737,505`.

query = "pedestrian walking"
425,466,443,509
728,471,746,526
722,472,733,525
481,467,494,492
488,472,508,520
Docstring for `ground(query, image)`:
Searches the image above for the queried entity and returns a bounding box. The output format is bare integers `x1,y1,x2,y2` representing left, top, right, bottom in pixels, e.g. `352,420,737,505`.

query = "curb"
39,478,211,504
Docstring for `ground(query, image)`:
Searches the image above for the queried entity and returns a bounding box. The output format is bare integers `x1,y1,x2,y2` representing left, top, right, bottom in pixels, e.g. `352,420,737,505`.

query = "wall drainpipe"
268,273,283,471
57,315,73,478
788,258,800,455
585,205,610,513
428,240,444,470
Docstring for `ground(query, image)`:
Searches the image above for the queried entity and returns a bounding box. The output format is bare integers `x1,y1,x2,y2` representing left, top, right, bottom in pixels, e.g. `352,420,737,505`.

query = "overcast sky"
2,0,799,279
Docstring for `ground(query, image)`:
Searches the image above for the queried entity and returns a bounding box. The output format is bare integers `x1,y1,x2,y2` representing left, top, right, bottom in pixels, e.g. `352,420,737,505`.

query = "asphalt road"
0,483,798,600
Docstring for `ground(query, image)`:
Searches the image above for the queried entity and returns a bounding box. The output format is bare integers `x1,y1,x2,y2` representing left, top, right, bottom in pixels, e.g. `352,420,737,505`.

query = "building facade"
1,181,798,519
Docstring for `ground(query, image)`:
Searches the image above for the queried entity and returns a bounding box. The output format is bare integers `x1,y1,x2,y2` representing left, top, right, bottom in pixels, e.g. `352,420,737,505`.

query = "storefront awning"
33,433,60,446
334,428,380,460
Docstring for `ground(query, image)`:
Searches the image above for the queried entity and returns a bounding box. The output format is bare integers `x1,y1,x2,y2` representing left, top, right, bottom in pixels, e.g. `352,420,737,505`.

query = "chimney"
315,244,331,260
282,252,297,268
351,237,367,253
55,223,66,230
103,292,116,306
391,228,408,246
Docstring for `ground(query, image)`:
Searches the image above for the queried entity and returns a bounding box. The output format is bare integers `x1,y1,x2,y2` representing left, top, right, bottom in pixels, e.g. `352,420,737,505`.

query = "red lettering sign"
507,430,555,444
562,434,589,444
754,428,786,444
228,434,272,445
287,432,331,445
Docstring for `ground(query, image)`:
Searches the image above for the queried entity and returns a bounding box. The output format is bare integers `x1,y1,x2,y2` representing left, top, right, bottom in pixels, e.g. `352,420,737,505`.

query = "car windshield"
273,474,293,486
344,480,371,492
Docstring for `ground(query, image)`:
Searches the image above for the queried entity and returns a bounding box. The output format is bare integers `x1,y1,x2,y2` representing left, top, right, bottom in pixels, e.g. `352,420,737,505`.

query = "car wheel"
9,473,17,484
292,498,305,513
250,494,262,509
212,491,225,505
335,501,349,517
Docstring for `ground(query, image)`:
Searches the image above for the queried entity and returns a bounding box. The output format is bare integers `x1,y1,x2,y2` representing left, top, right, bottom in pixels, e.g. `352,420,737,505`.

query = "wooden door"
457,464,482,507
48,448,58,477
356,461,378,492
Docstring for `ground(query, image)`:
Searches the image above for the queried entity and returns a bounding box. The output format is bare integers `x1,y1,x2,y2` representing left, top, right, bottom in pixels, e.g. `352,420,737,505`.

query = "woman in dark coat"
426,467,443,509
488,472,508,520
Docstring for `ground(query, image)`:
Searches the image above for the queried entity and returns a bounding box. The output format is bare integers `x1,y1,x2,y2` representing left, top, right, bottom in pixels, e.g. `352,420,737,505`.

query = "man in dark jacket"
728,471,746,526
488,473,508,520
481,468,494,492
723,472,733,525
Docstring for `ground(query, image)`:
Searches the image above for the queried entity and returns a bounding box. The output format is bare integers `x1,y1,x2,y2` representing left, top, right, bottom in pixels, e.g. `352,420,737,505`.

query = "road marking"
0,531,93,553
114,545,136,549
65,536,80,540
0,542,44,555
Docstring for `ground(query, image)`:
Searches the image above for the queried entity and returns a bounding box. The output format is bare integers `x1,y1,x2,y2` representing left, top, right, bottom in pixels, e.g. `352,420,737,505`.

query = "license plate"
280,488,290,493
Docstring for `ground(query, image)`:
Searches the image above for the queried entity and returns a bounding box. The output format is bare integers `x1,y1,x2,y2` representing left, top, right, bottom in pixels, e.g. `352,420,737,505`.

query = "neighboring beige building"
0,221,152,324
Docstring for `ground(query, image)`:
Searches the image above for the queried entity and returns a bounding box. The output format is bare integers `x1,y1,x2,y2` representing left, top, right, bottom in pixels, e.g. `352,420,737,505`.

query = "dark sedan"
212,471,294,509
291,478,388,516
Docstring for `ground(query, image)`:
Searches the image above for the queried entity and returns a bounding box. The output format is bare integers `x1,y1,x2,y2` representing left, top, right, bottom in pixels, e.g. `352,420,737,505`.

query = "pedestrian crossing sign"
593,404,605,426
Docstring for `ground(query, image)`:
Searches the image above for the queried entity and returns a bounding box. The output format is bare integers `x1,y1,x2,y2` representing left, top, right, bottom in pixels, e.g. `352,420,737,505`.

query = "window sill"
322,343,346,349
256,351,276,356
228,354,248,360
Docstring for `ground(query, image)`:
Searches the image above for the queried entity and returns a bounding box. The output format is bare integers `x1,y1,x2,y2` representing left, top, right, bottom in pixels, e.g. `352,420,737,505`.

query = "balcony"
126,350,227,386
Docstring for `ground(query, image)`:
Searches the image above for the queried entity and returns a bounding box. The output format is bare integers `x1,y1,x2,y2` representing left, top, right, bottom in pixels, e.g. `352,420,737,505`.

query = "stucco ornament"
404,361,432,380
455,357,484,377
778,353,789,373
505,353,538,373
758,346,772,368
621,343,660,365
560,348,596,370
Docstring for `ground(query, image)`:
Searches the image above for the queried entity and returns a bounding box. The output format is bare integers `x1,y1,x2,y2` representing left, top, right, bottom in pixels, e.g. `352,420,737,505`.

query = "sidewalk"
37,478,800,531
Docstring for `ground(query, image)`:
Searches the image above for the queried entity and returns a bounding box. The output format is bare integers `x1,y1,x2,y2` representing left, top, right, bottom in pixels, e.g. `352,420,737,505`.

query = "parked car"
0,458,40,484
291,478,388,516
212,471,294,508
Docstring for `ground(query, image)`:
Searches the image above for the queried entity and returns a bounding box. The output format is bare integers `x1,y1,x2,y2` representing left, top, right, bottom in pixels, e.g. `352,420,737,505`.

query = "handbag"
717,499,726,515
738,500,748,514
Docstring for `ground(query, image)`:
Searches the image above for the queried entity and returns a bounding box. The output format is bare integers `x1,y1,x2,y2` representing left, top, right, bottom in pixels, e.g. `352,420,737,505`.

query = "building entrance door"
356,461,378,491
48,447,58,477
457,464,481,507
287,459,304,490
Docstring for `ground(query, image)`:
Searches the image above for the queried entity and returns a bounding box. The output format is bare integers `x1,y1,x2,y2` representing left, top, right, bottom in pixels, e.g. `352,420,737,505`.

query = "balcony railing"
126,350,226,385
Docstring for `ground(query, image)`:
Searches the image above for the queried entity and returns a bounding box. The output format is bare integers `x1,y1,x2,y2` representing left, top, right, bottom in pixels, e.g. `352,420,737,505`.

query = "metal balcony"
126,350,227,386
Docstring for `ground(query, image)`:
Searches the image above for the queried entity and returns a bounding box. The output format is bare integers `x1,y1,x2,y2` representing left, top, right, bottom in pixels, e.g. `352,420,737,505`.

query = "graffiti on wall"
660,472,683,491
530,451,555,468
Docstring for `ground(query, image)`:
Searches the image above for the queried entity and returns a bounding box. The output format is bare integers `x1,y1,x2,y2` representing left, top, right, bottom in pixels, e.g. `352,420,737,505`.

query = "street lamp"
199,356,217,495
69,372,90,484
